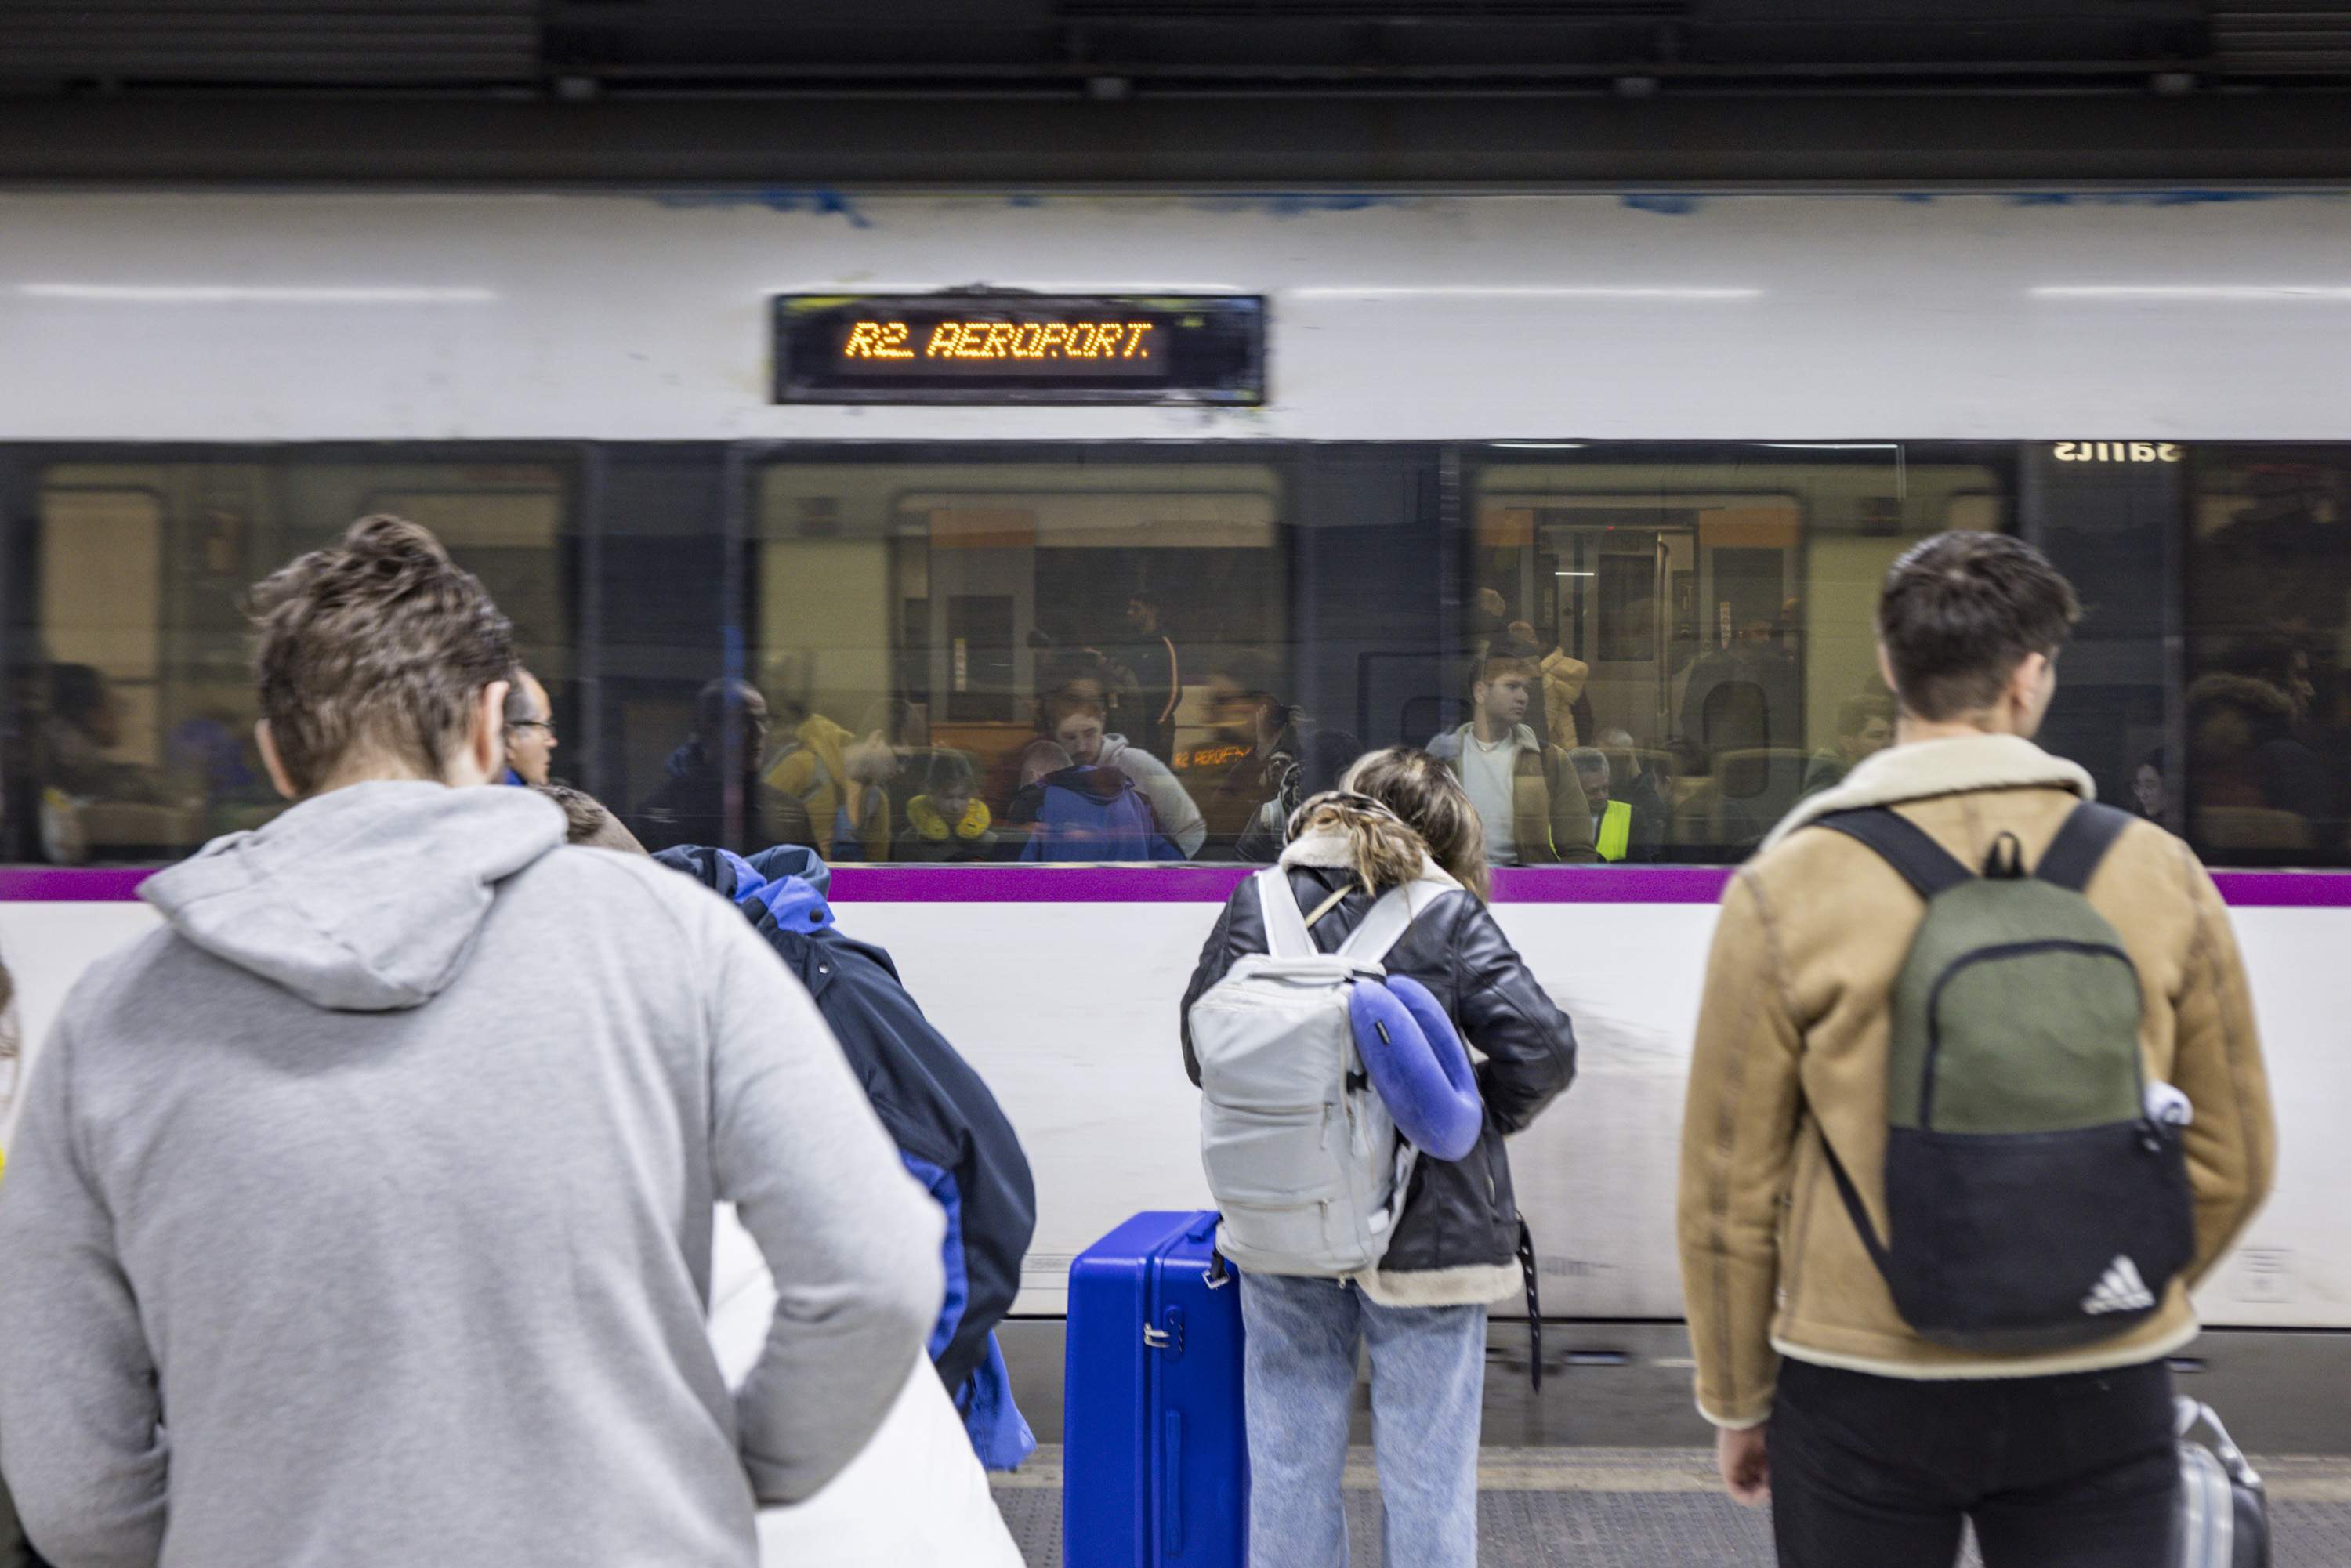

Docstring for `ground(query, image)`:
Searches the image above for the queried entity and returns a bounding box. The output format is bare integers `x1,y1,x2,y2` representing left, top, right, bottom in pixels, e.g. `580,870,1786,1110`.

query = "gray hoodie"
0,781,943,1568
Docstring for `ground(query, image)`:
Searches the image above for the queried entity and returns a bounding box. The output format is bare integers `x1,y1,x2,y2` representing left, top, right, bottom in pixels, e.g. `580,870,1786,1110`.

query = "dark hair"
531,782,645,853
1341,746,1491,901
694,677,766,741
922,748,977,796
248,516,514,795
502,668,545,727
1875,531,2081,722
49,663,108,726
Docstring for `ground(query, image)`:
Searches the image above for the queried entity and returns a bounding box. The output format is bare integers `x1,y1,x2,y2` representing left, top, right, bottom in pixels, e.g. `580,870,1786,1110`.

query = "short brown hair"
531,783,646,854
1477,654,1537,689
248,515,514,795
1876,531,2081,722
1045,691,1107,729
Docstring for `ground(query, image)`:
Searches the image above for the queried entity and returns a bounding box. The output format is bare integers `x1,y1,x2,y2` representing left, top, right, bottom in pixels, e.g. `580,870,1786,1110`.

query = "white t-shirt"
1460,733,1520,867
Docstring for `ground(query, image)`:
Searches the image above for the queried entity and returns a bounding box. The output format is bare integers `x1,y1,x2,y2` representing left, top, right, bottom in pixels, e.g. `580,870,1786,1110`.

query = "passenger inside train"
896,749,998,863
766,697,909,864
632,675,814,855
1427,654,1598,865
1045,690,1206,858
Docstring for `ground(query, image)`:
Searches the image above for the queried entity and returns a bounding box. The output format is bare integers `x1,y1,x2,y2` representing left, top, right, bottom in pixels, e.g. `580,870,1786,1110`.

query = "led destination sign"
772,293,1265,405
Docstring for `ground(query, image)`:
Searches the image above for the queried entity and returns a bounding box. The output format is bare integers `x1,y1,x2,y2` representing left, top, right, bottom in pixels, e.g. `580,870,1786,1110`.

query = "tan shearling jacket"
1676,733,2276,1429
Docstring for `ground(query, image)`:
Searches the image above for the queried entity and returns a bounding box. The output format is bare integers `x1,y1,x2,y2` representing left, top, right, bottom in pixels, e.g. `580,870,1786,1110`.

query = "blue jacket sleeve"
899,1152,969,1368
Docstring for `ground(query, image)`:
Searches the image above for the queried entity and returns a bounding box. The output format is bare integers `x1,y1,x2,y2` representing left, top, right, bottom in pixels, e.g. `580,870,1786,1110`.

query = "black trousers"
1770,1356,2179,1568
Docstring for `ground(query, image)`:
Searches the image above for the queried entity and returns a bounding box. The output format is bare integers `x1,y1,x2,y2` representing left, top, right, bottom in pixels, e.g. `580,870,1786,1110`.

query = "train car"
2,189,2345,1431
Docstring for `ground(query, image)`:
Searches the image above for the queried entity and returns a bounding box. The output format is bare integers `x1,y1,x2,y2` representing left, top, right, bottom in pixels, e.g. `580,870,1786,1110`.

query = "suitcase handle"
2176,1397,2263,1491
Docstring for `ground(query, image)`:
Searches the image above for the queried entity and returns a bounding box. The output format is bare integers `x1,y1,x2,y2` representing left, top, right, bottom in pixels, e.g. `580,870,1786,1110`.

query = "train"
1,186,2344,1353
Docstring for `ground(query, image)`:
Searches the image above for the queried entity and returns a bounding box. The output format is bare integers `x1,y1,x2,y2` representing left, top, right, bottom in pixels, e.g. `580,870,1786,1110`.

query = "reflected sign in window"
770,294,1266,405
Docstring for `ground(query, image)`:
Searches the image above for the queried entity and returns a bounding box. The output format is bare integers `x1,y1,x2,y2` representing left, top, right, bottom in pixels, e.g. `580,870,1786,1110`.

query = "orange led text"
843,319,1155,362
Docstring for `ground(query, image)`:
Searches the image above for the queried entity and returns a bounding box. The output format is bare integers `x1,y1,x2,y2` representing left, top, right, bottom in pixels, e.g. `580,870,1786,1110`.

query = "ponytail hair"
1284,790,1430,896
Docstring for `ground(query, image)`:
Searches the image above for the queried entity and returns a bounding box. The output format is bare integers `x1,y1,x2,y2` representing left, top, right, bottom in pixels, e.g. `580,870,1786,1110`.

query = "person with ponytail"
1179,746,1579,1568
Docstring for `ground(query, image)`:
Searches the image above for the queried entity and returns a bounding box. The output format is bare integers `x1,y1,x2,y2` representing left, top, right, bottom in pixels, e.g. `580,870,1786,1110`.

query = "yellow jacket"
766,715,893,862
1676,734,2274,1429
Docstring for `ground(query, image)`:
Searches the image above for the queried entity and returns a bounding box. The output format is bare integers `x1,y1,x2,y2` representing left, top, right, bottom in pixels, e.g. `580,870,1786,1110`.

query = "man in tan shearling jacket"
1677,531,2274,1567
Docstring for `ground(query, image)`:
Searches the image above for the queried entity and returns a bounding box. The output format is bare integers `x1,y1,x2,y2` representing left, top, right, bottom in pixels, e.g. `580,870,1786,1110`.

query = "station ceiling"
2,3,2347,91
2,3,2349,183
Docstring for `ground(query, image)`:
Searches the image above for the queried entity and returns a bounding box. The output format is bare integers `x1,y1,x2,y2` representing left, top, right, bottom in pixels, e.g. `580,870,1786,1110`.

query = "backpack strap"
2034,800,2133,894
1815,1127,1896,1281
1811,807,1972,901
1335,880,1444,965
1253,867,1317,960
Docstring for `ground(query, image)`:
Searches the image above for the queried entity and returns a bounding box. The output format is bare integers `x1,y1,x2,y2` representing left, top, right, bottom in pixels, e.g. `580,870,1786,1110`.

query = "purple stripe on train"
4,864,2346,907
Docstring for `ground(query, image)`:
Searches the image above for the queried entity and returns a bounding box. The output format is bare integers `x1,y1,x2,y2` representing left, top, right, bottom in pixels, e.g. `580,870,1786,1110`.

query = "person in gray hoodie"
1047,692,1208,858
0,516,943,1568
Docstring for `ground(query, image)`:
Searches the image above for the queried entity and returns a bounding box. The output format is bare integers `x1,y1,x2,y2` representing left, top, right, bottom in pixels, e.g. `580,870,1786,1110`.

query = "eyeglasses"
508,719,557,737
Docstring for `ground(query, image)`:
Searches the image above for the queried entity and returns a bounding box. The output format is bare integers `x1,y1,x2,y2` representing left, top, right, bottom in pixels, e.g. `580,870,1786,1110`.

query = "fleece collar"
1761,733,2095,852
1277,827,1462,890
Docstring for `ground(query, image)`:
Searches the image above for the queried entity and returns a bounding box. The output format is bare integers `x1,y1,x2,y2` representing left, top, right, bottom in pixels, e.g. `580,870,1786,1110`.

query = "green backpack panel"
1814,802,2197,1353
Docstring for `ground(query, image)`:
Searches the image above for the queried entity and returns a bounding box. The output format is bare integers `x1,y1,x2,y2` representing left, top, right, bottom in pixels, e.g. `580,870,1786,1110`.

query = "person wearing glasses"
502,668,557,786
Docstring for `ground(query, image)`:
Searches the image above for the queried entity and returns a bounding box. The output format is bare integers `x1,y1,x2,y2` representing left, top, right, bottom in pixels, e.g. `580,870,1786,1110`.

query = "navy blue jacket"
654,846,1036,1396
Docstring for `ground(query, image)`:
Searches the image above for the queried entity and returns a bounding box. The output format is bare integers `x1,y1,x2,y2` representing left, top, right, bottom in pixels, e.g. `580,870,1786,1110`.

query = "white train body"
2,188,2345,1329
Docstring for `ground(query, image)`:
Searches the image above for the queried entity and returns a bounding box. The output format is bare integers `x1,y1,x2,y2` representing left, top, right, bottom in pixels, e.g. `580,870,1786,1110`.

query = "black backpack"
1813,801,2197,1353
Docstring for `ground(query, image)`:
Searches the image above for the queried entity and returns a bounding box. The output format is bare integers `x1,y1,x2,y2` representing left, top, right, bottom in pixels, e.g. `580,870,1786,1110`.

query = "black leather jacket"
1180,865,1578,1276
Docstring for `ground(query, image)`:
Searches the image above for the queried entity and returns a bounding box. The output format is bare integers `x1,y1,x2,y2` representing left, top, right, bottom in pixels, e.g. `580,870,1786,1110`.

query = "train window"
7,456,575,866
1466,445,2011,865
2183,449,2351,867
732,457,1295,864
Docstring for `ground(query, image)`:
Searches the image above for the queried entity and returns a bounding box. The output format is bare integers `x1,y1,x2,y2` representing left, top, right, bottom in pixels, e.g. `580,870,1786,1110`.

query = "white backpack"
1189,867,1454,1277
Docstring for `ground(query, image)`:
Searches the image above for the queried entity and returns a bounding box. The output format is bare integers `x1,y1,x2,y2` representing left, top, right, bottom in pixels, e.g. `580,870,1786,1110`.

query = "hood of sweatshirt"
1428,721,1538,761
140,780,567,1012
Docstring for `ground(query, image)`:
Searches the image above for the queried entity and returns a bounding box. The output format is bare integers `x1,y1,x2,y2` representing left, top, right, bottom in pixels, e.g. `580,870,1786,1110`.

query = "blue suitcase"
1064,1211,1249,1568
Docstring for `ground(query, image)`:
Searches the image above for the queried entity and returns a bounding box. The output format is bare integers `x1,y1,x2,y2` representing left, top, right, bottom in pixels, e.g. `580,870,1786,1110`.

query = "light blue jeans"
1238,1271,1487,1568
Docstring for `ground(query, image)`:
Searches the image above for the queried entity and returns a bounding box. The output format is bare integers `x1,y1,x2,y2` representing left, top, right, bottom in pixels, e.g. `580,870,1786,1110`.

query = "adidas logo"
2082,1255,2156,1316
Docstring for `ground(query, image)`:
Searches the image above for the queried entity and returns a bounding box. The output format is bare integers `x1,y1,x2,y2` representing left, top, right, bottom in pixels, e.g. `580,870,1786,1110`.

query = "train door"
1529,509,1696,747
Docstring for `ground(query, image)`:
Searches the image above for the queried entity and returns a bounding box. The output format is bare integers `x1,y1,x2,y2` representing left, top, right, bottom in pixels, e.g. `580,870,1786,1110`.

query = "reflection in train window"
2184,450,2351,866
747,460,1290,863
1468,447,2006,862
9,458,575,866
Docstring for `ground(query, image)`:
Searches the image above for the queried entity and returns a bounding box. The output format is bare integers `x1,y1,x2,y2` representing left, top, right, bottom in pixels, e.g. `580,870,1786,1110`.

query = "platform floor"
990,1446,2351,1567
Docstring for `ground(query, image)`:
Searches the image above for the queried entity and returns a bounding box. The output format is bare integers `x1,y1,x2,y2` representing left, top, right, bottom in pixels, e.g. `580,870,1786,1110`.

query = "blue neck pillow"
1348,972,1484,1162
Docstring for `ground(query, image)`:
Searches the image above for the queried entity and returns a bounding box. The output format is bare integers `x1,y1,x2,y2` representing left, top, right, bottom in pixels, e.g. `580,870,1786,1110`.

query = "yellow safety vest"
1595,798,1632,863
